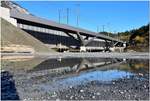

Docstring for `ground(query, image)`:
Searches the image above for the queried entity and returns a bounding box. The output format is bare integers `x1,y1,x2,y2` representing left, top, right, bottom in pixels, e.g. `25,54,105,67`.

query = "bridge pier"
104,40,111,52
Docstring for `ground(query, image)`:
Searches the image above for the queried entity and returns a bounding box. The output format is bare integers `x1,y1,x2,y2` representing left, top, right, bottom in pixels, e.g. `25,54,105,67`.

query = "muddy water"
1,57,149,100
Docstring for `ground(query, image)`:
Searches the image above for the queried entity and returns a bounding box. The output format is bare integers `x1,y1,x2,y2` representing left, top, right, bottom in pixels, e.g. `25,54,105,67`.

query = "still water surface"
1,57,149,100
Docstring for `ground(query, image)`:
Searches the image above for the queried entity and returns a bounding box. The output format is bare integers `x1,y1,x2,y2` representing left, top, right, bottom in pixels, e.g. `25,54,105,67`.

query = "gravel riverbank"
1,56,149,100
50,74,149,100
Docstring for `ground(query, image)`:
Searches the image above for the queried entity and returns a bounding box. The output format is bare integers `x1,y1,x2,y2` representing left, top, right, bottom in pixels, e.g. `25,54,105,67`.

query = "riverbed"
1,57,149,100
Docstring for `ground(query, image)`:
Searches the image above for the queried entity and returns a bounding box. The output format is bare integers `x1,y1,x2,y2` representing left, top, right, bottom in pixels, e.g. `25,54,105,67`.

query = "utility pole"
76,4,80,27
118,33,120,40
97,26,100,33
107,22,110,32
107,23,110,36
102,25,105,32
115,31,119,40
114,31,116,34
66,8,69,25
58,9,61,23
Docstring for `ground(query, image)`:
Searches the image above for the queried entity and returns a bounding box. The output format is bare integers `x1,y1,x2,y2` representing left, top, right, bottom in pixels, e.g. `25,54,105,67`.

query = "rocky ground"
12,73,148,100
49,74,149,100
1,57,149,100
1,71,149,100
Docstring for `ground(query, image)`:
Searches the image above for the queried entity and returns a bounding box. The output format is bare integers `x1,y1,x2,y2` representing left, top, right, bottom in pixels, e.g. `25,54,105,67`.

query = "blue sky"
15,1,149,33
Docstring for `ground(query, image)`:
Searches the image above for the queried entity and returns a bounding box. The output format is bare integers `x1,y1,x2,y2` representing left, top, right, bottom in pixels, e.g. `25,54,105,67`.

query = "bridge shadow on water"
1,71,20,100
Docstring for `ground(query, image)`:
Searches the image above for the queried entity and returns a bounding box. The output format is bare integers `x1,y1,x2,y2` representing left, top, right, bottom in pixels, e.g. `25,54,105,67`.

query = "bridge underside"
16,19,124,52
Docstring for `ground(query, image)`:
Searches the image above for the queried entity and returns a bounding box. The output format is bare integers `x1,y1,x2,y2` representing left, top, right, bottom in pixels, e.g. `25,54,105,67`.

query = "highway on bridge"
10,9,124,44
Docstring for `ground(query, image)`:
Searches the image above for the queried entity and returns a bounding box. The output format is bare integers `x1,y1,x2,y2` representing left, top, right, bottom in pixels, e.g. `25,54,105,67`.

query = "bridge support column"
65,32,78,40
80,46,86,52
76,32,96,52
104,40,111,52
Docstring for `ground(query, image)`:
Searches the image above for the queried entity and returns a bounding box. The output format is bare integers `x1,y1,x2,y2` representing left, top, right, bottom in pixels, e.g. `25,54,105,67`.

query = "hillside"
129,24,149,45
127,24,149,52
117,24,149,52
99,24,149,52
1,18,55,53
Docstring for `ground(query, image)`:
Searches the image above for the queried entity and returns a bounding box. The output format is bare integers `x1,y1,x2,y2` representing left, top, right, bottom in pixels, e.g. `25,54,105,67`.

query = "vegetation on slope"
1,18,55,53
119,24,149,52
99,24,149,52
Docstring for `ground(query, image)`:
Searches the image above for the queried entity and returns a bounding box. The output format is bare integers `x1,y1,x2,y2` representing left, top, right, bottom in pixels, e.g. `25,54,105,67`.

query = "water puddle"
1,57,149,99
40,69,133,92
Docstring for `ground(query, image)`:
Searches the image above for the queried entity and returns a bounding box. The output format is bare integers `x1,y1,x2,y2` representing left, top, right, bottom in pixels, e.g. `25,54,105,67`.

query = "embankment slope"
1,18,55,53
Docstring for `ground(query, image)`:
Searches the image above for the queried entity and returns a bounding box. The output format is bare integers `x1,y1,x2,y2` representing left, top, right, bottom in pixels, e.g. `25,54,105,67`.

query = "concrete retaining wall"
0,7,17,26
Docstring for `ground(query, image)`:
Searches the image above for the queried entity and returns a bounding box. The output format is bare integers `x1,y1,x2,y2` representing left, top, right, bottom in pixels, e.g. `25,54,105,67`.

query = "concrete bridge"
9,8,126,52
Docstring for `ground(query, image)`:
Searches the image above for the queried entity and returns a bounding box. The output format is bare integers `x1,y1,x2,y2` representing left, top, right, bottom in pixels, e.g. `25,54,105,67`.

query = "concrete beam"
76,32,96,46
64,32,78,40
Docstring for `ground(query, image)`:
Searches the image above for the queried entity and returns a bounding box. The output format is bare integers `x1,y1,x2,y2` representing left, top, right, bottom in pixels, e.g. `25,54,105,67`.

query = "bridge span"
10,9,126,52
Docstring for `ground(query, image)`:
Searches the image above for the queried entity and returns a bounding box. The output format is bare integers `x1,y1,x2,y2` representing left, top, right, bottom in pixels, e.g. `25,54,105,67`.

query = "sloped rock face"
1,1,30,15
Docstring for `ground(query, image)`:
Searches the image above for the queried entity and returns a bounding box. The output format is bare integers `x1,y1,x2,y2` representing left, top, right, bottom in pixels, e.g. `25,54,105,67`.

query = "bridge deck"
10,9,124,43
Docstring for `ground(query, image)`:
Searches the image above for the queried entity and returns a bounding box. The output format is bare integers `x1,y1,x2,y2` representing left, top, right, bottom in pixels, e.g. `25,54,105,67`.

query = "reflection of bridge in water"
21,58,131,93
27,58,124,78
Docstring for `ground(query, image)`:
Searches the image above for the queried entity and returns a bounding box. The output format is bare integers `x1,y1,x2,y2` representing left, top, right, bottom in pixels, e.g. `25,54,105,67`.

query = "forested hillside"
99,24,149,52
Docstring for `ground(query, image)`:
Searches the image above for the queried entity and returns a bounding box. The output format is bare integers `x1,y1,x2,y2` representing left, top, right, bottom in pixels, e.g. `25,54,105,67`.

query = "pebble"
120,91,124,94
138,73,143,76
80,96,84,99
69,86,73,88
92,96,96,99
96,92,100,95
112,82,115,84
70,96,74,99
51,92,57,97
80,89,84,93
